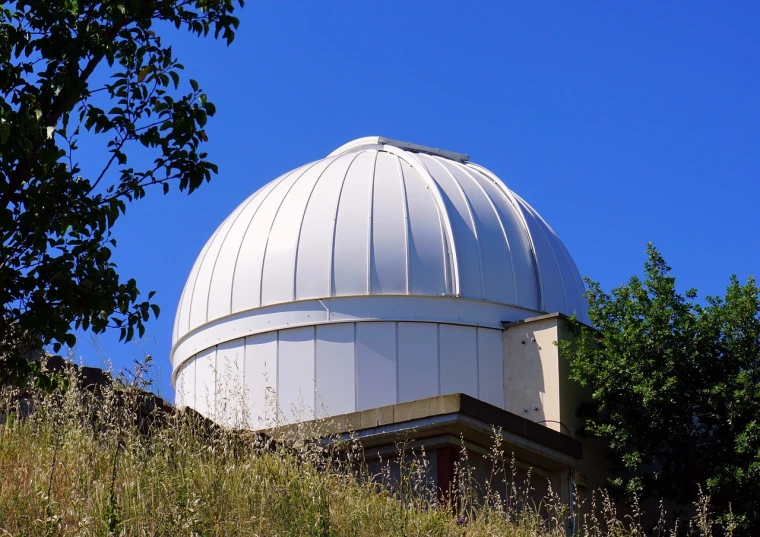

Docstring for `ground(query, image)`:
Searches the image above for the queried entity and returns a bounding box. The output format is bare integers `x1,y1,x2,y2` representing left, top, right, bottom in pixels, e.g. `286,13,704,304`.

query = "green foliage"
0,0,244,386
560,243,760,533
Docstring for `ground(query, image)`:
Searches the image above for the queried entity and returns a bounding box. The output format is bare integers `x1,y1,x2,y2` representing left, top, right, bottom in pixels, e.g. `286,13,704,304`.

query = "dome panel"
295,153,359,301
331,151,375,296
184,196,252,332
400,160,449,295
230,162,314,312
205,174,289,323
261,158,337,306
370,151,408,294
516,194,587,321
557,238,588,319
512,194,568,315
464,165,539,310
416,154,483,300
435,157,517,305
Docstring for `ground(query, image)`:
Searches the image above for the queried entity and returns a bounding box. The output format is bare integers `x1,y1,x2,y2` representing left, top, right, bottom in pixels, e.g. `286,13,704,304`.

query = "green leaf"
0,121,10,144
137,65,154,83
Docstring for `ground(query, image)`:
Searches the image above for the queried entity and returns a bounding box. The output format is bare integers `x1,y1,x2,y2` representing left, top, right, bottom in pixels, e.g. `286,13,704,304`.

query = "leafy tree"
562,244,760,533
0,0,244,386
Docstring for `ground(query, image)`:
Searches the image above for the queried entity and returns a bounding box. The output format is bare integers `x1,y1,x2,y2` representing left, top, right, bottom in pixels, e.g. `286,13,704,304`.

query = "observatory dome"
171,137,588,426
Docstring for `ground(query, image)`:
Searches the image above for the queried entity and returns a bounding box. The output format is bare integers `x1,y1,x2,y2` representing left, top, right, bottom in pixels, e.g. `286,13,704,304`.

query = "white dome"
170,137,588,423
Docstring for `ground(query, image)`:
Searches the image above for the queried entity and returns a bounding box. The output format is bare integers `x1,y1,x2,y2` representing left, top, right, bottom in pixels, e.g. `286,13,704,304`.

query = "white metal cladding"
171,136,589,388
174,321,506,427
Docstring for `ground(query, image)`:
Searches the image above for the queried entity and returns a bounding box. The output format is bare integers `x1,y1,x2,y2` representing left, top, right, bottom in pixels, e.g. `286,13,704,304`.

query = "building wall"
175,321,505,428
502,315,612,505
503,316,564,432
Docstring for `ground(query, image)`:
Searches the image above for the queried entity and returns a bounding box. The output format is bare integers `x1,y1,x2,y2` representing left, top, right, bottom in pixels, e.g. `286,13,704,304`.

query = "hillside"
0,366,729,537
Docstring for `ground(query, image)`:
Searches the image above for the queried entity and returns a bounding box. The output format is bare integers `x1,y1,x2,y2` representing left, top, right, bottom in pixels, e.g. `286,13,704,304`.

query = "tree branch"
0,2,156,212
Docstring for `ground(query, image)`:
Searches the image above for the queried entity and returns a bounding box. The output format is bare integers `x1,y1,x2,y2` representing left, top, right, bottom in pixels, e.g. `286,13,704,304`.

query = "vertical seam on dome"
565,241,589,324
516,195,569,314
400,158,449,295
552,232,585,320
408,155,457,296
173,291,184,344
367,150,379,294
203,182,274,324
184,209,237,336
426,155,487,300
328,151,365,297
526,198,584,320
457,160,519,305
291,156,342,301
228,166,307,313
383,146,460,296
467,162,544,312
545,217,588,322
256,160,324,308
395,155,411,294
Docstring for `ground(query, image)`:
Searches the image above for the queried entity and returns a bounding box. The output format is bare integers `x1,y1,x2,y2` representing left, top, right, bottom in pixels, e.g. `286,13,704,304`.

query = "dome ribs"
466,162,544,312
326,152,361,298
452,159,518,306
258,160,328,309
399,159,447,296
435,156,522,305
228,163,310,313
171,137,591,394
512,194,568,315
184,198,249,336
391,147,460,297
331,151,375,297
416,153,485,301
291,155,344,302
394,154,411,295
365,150,379,295
369,151,407,295
204,174,280,325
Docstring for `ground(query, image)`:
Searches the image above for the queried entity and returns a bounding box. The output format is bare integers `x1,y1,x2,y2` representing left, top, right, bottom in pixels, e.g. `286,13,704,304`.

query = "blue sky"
72,2,760,398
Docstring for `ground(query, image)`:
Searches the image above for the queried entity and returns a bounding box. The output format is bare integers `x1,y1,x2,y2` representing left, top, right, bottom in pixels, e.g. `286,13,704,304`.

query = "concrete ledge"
269,394,583,469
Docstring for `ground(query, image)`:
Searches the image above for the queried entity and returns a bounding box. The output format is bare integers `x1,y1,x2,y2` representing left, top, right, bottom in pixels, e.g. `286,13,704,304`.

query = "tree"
561,244,760,533
0,0,244,386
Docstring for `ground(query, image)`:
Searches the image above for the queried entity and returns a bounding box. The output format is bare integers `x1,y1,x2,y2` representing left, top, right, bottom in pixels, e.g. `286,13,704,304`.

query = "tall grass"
0,364,734,536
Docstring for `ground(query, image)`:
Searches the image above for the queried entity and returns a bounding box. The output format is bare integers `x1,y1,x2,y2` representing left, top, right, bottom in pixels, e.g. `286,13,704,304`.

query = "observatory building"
171,136,606,504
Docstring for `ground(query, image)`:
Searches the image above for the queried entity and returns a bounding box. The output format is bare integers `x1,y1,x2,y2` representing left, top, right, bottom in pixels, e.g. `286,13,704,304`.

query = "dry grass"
0,366,735,537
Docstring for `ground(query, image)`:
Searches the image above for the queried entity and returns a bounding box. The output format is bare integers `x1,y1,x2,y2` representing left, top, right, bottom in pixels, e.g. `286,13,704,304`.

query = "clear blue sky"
73,2,760,399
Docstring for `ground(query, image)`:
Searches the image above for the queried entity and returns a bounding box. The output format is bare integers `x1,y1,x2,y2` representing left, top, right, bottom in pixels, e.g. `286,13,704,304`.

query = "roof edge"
328,136,469,163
